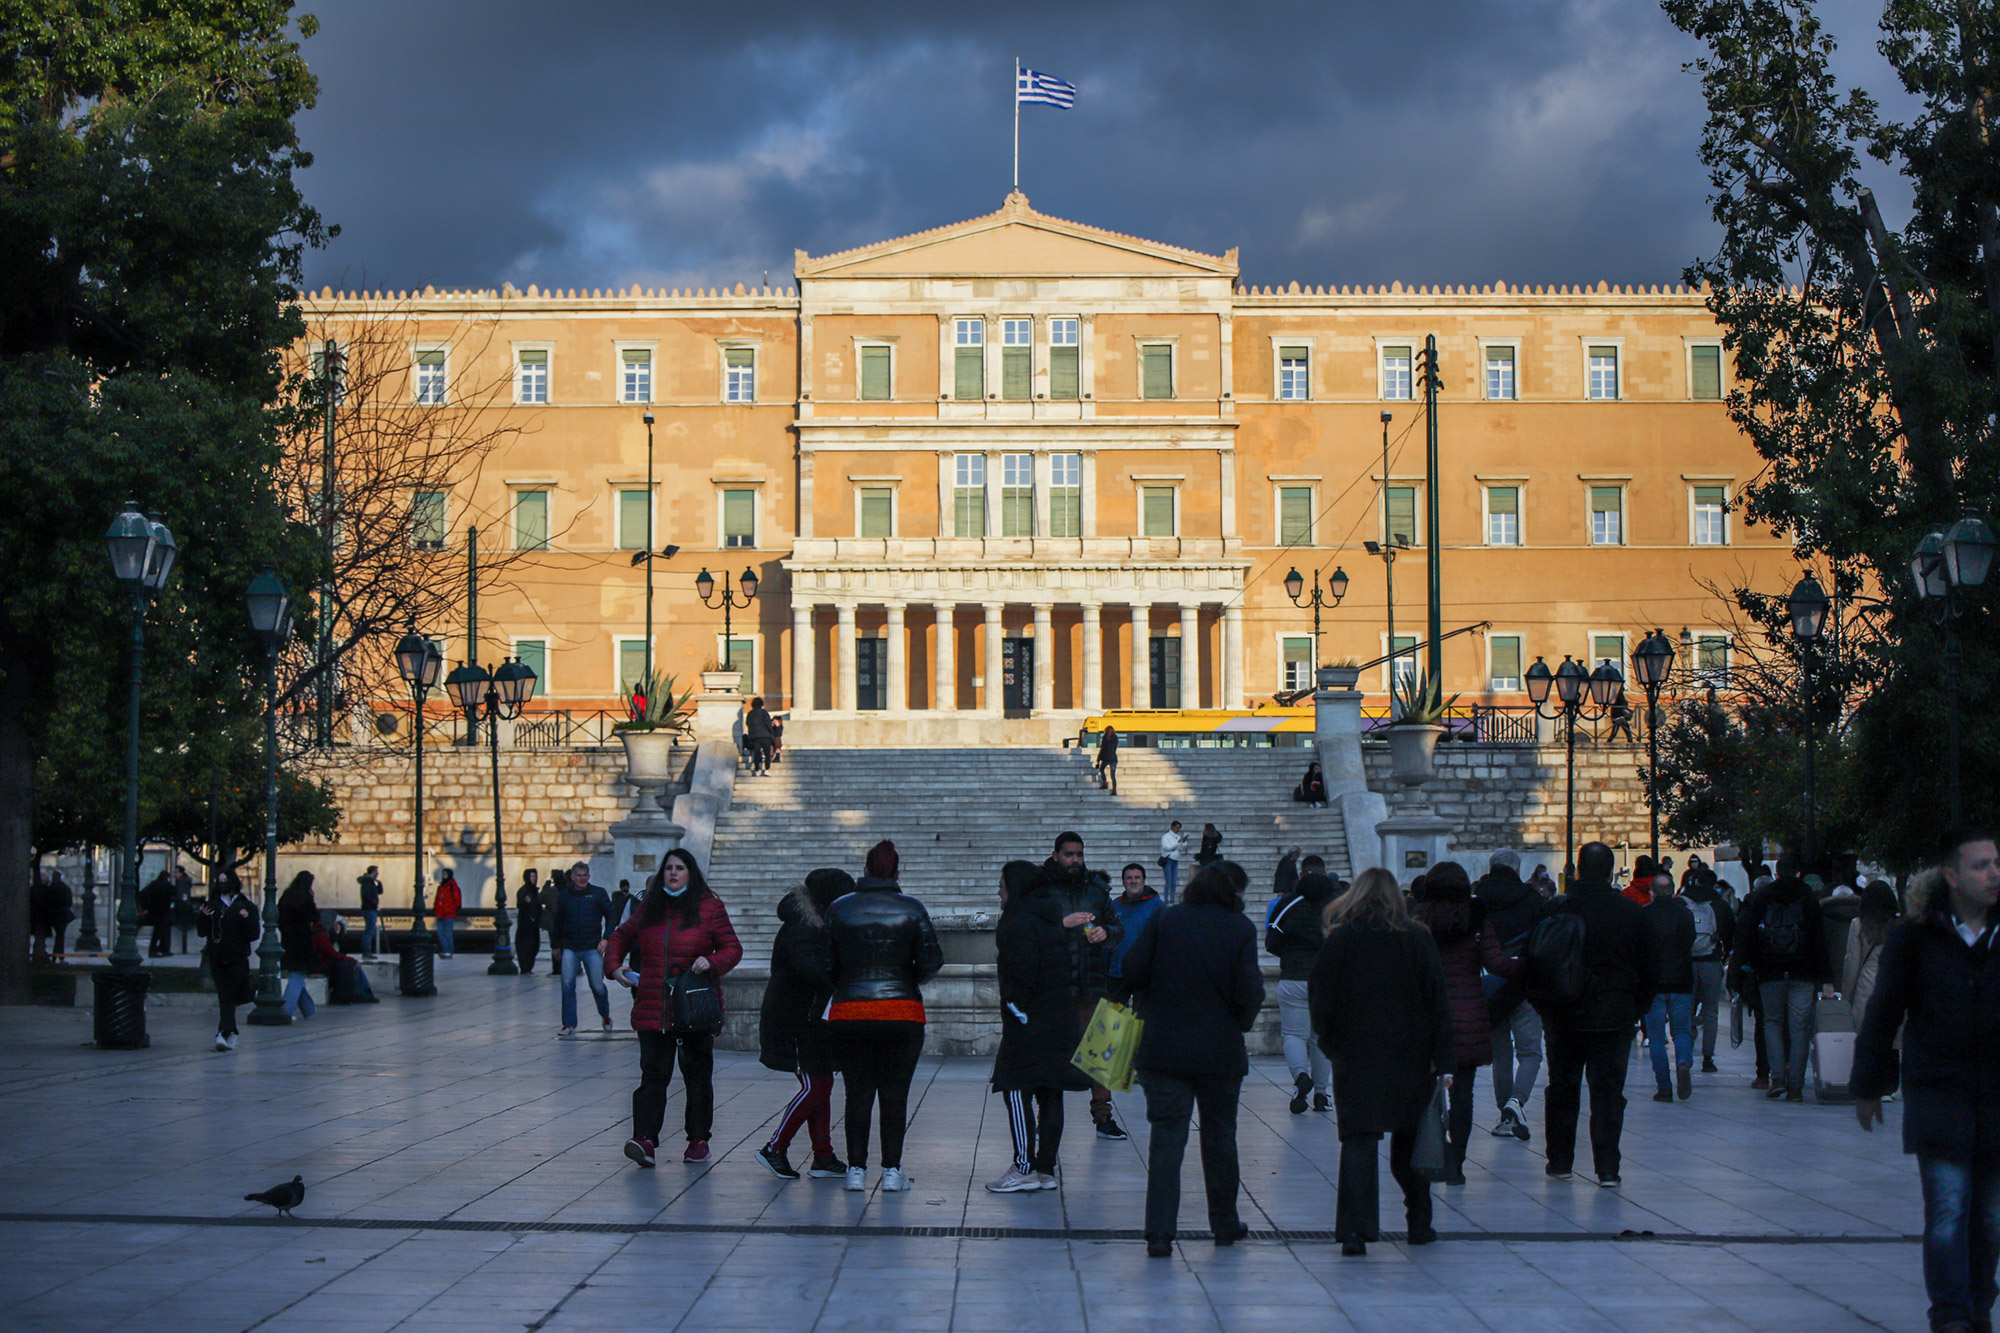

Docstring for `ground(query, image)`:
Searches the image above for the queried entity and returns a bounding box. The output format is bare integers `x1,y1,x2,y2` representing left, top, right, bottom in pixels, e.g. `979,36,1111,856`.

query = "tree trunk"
0,680,35,1004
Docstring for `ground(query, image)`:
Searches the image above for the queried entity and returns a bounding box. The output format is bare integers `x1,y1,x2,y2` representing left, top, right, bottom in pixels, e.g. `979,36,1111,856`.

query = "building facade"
304,192,1786,745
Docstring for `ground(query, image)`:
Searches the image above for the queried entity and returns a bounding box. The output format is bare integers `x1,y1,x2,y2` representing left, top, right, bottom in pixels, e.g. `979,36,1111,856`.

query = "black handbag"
1409,1076,1450,1182
670,967,724,1035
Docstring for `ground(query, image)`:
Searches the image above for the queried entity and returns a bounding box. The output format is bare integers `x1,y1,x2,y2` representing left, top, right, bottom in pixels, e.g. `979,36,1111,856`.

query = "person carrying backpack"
1684,869,1736,1073
1734,853,1832,1101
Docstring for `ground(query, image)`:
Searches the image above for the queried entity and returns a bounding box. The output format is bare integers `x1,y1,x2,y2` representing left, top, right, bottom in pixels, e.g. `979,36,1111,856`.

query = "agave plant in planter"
614,670,696,782
1384,668,1457,786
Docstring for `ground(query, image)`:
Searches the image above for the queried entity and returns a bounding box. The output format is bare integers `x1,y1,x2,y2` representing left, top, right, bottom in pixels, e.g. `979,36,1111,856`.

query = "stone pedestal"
608,778,685,890
693,672,743,747
1375,807,1454,881
1313,682,1388,875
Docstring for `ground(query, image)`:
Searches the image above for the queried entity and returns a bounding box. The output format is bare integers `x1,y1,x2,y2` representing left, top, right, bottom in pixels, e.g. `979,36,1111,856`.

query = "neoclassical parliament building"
305,192,1791,745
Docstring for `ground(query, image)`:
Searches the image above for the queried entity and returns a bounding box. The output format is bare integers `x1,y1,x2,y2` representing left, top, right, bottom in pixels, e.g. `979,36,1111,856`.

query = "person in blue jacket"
1108,862,1162,1005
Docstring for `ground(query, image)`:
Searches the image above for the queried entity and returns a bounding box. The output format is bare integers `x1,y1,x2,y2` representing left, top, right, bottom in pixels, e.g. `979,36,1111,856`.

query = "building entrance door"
1149,637,1182,708
856,639,886,711
1001,637,1034,713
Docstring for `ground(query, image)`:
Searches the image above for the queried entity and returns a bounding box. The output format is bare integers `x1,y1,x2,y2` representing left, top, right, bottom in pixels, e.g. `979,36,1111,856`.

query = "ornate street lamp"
1526,653,1624,885
394,625,444,997
1787,574,1831,864
1284,566,1349,667
696,567,760,674
445,655,539,976
1911,517,1994,824
1630,629,1677,863
94,505,178,1048
244,571,295,1026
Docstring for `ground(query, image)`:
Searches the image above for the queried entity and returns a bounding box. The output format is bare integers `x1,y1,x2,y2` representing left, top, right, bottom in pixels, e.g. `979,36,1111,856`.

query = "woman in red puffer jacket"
1414,862,1521,1186
606,848,742,1168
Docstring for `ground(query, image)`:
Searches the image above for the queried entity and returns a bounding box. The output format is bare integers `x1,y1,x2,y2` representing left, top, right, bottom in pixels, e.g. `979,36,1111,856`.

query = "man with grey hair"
547,860,616,1035
1478,849,1545,1141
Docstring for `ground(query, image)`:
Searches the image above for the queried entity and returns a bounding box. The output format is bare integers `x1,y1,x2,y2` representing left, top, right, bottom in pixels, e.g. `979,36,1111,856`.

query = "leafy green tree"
0,2,328,1001
1659,0,1999,869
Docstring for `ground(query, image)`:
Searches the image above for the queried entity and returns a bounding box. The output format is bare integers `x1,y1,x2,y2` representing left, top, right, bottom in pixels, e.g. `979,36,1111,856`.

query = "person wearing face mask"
606,848,743,1168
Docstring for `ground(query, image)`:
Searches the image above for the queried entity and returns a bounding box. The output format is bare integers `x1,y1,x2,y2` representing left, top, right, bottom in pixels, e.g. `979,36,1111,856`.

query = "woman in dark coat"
1195,823,1223,867
277,872,320,1020
1414,861,1521,1185
1311,866,1454,1255
988,860,1088,1194
1122,862,1265,1257
1297,762,1329,807
756,867,852,1181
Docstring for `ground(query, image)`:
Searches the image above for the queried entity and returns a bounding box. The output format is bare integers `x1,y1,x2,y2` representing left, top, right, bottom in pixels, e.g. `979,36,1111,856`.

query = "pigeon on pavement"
244,1175,305,1217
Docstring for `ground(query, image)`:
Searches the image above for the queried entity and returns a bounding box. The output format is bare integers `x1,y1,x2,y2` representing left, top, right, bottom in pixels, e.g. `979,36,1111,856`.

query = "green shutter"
1591,486,1620,513
1489,486,1518,515
1691,345,1722,399
1593,636,1623,665
1143,487,1175,536
1491,636,1521,686
618,490,649,550
1279,487,1312,545
1001,347,1030,400
415,349,445,366
860,346,891,400
1050,346,1079,399
1141,346,1173,399
1050,488,1081,537
725,348,753,368
1388,486,1417,545
514,491,549,550
515,640,548,689
1002,488,1034,536
859,488,892,538
517,348,546,366
723,489,754,546
1695,485,1725,508
618,641,648,694
954,488,985,538
954,348,984,400
412,490,446,546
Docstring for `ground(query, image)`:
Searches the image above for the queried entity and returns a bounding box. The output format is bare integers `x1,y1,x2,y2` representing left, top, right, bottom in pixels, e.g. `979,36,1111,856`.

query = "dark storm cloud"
293,0,1907,294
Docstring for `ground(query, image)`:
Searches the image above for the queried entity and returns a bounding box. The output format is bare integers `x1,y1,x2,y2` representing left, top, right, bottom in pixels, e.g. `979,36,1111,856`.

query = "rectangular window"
1142,486,1176,537
1690,344,1722,400
720,636,755,676
621,348,652,403
953,319,985,400
1486,485,1520,546
1049,452,1082,538
1388,634,1419,692
1281,636,1314,692
1140,345,1173,400
860,345,892,401
1381,345,1413,400
309,346,346,405
1693,485,1727,545
1592,635,1626,670
858,486,893,539
1587,345,1619,399
724,347,755,403
1000,453,1035,537
1485,345,1516,400
1387,485,1418,546
722,488,755,548
1697,634,1731,683
617,640,649,695
1489,635,1523,691
1049,318,1080,399
516,348,548,404
414,349,447,405
513,490,549,551
411,489,446,549
514,638,548,692
1590,486,1623,545
617,489,651,552
1001,318,1032,400
1279,487,1313,546
1278,346,1309,400
952,453,986,537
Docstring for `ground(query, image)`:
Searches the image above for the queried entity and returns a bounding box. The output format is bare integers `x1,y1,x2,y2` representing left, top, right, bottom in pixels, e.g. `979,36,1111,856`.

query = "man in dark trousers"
1643,873,1698,1102
1735,852,1832,1101
1478,849,1546,1140
357,865,383,957
1854,829,2000,1333
1540,841,1660,1188
141,870,173,957
1684,867,1736,1073
1032,832,1127,1138
513,868,542,975
198,871,261,1052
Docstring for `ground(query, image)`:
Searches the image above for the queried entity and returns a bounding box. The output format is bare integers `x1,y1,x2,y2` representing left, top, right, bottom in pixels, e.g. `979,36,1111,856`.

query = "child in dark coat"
988,860,1089,1193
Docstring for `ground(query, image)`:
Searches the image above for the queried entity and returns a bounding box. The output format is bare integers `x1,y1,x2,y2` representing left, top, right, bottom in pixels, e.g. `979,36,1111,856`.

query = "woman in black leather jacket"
825,840,944,1193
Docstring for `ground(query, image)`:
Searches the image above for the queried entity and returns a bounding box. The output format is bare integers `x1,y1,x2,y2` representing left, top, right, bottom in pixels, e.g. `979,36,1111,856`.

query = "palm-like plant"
614,670,696,736
1389,667,1457,725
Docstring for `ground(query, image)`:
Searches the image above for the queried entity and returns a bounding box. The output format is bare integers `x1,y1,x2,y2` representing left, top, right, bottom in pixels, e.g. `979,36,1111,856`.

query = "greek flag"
1017,67,1077,108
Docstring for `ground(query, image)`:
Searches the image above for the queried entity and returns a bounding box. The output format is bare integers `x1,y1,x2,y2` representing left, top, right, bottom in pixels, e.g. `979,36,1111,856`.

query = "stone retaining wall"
1364,740,1650,858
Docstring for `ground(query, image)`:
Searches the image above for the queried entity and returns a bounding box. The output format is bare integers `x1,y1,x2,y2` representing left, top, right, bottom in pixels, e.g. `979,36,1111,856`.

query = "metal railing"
511,709,630,749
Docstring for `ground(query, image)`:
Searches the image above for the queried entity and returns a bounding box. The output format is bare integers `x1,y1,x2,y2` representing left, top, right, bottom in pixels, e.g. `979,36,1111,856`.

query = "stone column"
933,604,956,711
1222,603,1245,709
1179,603,1202,708
1129,604,1151,709
1081,601,1103,713
791,602,815,716
1031,603,1055,714
983,602,1005,714
885,601,907,713
836,601,858,712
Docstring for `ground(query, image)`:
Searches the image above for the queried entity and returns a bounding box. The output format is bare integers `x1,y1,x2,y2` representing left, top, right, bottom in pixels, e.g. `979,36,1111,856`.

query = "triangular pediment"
796,192,1237,280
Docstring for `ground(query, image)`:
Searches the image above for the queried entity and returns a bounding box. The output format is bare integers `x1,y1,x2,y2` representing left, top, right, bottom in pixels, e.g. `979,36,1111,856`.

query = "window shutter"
725,348,753,368
1141,346,1173,399
1691,345,1721,399
860,346,891,400
1051,489,1081,538
1050,346,1080,399
1001,347,1031,400
619,642,648,694
954,489,985,538
1591,486,1619,513
618,490,649,550
1489,486,1518,515
517,348,546,366
723,489,754,545
1388,487,1417,544
1491,637,1522,685
859,488,892,538
1279,487,1312,545
516,639,548,688
1143,487,1174,536
415,349,445,366
1695,485,1724,508
515,491,549,550
954,348,984,400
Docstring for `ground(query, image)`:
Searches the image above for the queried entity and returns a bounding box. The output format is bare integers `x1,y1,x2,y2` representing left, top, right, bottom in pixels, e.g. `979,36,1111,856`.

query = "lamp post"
695,567,760,673
394,626,444,997
444,656,539,976
1786,575,1831,865
245,571,295,1027
94,504,178,1048
75,848,100,954
1525,654,1623,883
1629,628,1677,864
1910,517,1995,825
1284,565,1349,663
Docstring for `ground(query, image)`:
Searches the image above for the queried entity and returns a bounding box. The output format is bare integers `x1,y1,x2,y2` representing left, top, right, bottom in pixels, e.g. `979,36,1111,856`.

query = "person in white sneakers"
197,871,260,1051
987,861,1088,1193
1158,821,1188,906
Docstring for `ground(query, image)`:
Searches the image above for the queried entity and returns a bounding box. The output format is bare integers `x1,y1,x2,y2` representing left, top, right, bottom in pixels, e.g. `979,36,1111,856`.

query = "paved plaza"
0,958,1931,1331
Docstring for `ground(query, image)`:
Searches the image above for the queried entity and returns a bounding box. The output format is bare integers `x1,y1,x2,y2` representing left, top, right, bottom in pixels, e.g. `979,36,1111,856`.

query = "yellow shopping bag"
1071,997,1145,1092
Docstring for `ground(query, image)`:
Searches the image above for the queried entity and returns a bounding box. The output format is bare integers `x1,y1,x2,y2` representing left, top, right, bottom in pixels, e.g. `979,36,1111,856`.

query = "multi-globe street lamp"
393,625,444,997
1785,575,1831,865
1284,565,1349,665
1629,628,1678,864
245,571,296,1027
444,656,539,976
1909,517,1996,825
695,567,760,673
95,504,178,1048
1525,654,1624,884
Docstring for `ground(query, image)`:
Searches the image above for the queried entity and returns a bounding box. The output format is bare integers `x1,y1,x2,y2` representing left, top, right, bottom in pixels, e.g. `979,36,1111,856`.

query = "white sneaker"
844,1166,867,1192
880,1167,910,1192
223,1033,238,1051
214,1034,229,1052
986,1166,1040,1193
1036,1171,1060,1191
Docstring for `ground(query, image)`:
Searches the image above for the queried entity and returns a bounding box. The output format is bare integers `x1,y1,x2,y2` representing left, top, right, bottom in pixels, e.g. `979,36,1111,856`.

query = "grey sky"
294,0,1913,295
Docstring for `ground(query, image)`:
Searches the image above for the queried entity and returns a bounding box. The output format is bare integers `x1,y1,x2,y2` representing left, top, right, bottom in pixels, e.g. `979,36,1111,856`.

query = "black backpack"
1524,902,1589,1007
1759,897,1807,967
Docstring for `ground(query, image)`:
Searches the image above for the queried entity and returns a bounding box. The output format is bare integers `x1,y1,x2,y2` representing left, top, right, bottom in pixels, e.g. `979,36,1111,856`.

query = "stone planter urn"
701,669,743,694
1318,664,1362,690
617,729,678,783
1383,722,1444,787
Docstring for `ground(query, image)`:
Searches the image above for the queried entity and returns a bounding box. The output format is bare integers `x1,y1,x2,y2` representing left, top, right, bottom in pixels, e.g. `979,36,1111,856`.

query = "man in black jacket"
1032,832,1126,1138
1541,841,1660,1188
358,865,383,957
1642,875,1698,1102
1735,853,1832,1101
1854,829,2000,1333
1478,849,1545,1140
198,872,261,1052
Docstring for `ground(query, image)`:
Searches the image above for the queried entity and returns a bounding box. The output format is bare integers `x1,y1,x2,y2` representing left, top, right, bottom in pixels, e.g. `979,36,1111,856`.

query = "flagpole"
1013,56,1020,191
